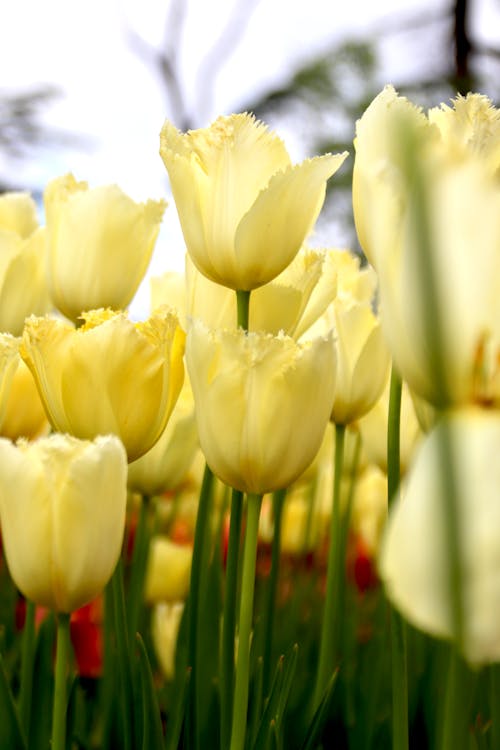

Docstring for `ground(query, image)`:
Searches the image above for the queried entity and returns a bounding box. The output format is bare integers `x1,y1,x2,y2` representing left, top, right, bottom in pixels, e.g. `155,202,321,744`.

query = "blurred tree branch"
127,0,261,130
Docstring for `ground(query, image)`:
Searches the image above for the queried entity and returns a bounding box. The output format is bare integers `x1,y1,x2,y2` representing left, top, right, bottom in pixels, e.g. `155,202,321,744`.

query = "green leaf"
252,655,284,750
165,667,191,750
136,634,165,750
0,651,26,750
29,613,55,750
300,669,339,750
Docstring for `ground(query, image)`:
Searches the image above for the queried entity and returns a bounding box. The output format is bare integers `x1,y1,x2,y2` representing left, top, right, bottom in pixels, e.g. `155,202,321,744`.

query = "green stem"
313,423,346,710
51,612,71,750
387,368,402,508
229,493,263,750
19,599,36,732
220,488,244,750
387,367,408,750
490,664,500,749
401,128,464,649
236,290,251,330
111,560,133,750
186,463,214,749
127,495,150,642
262,488,286,697
440,647,471,750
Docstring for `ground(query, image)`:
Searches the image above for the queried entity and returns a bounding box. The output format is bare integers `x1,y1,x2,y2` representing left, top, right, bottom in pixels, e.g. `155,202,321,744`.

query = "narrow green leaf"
0,652,26,750
252,655,284,750
136,634,165,750
301,668,339,750
165,667,191,750
275,644,298,729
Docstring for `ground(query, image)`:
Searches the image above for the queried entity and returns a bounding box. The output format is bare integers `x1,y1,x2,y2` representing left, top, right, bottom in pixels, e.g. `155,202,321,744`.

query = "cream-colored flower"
144,536,192,603
21,307,185,461
0,225,51,335
0,192,38,238
306,298,389,425
127,377,198,496
353,87,500,408
0,433,127,612
186,320,335,494
44,174,166,322
152,601,185,681
160,113,347,290
350,465,387,556
1,354,49,440
0,333,23,425
379,408,500,665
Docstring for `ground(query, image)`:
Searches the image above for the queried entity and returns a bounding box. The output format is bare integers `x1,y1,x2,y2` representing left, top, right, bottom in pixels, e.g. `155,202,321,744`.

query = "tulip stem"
387,367,409,750
19,599,36,733
313,423,346,712
186,463,214,750
262,488,286,698
401,128,464,649
229,492,263,750
236,290,251,330
220,488,244,750
127,494,150,642
440,647,472,750
51,611,71,750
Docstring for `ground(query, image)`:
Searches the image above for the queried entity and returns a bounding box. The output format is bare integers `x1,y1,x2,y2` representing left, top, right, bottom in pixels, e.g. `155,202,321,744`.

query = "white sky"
1,0,498,317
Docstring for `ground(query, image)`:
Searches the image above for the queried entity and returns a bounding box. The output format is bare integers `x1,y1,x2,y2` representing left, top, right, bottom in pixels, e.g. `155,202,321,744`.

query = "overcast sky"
1,0,498,316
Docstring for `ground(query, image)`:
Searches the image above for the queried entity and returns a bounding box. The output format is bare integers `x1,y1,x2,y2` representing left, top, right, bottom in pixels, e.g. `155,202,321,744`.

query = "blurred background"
1,0,499,315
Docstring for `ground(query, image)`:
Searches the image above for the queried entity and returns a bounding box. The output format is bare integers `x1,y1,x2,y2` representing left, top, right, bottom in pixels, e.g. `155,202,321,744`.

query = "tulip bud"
0,433,127,612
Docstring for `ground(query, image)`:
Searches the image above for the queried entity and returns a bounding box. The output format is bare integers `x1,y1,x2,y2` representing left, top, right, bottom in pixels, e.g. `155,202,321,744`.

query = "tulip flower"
0,333,23,425
186,320,335,494
44,174,166,322
353,87,500,408
0,191,38,238
127,377,198,496
0,433,127,613
380,408,500,665
0,224,51,336
160,113,347,290
21,307,185,461
144,536,192,603
152,601,185,681
1,354,49,440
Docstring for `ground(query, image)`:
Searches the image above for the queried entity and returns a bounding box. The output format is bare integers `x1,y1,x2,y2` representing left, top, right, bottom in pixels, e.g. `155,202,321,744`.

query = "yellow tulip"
0,433,127,612
160,113,347,290
0,333,22,424
186,320,335,494
44,173,166,322
0,192,38,238
151,601,185,681
144,536,192,603
379,408,500,665
353,87,500,408
0,225,51,336
1,354,49,440
21,307,185,461
306,298,389,425
350,465,387,557
127,377,198,496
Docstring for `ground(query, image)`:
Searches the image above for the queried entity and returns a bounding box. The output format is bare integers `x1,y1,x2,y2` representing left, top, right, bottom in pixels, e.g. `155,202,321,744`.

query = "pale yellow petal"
234,153,348,290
